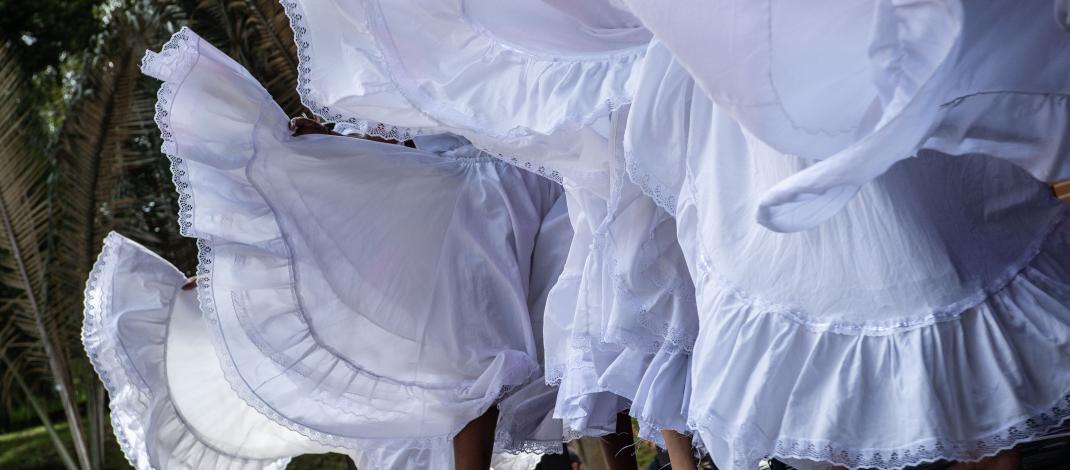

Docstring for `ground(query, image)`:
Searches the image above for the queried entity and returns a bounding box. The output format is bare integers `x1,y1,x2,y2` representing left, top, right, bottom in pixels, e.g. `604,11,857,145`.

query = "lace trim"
82,234,146,470
279,0,423,142
362,0,639,140
690,393,1070,470
623,153,678,216
141,27,200,237
82,233,292,470
145,28,537,451
686,215,1070,468
279,0,571,184
493,424,568,456
595,115,696,353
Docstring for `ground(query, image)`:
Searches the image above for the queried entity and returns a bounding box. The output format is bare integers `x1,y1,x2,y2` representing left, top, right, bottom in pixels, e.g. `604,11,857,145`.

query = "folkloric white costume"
84,0,1070,468
83,233,331,470
280,0,700,445
129,27,573,468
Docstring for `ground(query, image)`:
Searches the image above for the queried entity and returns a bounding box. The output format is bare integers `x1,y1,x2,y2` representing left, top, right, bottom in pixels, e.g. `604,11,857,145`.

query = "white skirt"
543,116,698,445
83,233,553,469
82,232,330,470
280,0,700,441
625,40,1070,469
139,27,572,456
621,0,1070,232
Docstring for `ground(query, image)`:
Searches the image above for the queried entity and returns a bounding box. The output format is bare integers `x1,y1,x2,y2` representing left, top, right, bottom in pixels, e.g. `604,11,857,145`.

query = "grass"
0,422,123,470
0,422,353,470
1,421,668,469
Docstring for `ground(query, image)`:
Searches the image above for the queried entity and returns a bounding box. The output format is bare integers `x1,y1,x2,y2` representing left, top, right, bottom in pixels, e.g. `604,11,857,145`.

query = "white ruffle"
144,27,569,453
621,0,1070,232
281,0,645,140
280,0,654,186
626,36,1070,469
542,113,697,444
689,215,1070,469
82,232,307,470
622,0,959,161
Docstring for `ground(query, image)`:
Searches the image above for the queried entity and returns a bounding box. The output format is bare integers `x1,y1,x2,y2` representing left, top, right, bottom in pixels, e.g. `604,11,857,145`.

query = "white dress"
280,0,700,443
542,114,698,445
620,0,1070,233
82,232,332,470
138,27,572,463
624,39,1070,469
83,233,549,470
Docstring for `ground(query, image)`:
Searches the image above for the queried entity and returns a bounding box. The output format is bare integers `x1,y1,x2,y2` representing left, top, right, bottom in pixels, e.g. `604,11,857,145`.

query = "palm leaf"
0,42,92,470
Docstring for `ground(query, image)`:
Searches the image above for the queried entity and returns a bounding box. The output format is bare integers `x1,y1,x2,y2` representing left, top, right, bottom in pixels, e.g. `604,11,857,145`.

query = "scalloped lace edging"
492,427,567,456
692,392,1070,470
622,151,678,215
82,234,148,470
279,0,424,143
82,234,291,470
281,0,563,183
142,27,200,238
360,0,639,140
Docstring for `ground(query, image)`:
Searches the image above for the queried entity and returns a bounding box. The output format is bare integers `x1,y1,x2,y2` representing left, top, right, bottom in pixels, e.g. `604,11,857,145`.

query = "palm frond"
0,42,92,470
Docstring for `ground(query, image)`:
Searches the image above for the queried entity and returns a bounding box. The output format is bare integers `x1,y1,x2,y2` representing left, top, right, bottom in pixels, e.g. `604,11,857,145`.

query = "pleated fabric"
139,27,572,463
625,40,1070,469
83,232,331,470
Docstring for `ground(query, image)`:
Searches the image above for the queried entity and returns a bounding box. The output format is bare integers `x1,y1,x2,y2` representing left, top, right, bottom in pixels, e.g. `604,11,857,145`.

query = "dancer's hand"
181,277,198,291
289,116,335,136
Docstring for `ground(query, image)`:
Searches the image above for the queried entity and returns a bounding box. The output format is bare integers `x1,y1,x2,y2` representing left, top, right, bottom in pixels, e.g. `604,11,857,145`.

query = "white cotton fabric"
625,41,1070,469
543,111,697,445
82,232,330,470
140,28,572,457
621,0,1070,232
281,0,699,441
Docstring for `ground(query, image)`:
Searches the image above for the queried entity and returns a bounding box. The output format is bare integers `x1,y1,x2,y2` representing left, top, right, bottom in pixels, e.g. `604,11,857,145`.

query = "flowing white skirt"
620,0,1070,232
139,27,572,457
279,0,700,441
83,232,331,470
625,40,1070,469
83,233,555,469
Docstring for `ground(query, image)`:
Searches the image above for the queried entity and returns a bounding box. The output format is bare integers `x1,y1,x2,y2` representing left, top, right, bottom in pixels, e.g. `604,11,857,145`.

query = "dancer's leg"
453,407,499,470
660,429,697,470
948,449,1022,470
600,412,639,470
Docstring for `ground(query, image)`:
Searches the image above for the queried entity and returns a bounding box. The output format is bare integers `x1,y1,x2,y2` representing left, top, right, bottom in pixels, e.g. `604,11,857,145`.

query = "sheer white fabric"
543,111,697,445
280,0,648,184
625,41,1070,469
280,0,699,440
82,232,329,470
621,0,1070,232
141,28,571,456
84,233,550,470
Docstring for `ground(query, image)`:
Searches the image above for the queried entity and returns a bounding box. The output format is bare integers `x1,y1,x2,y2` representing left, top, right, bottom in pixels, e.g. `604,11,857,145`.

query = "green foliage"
0,0,104,75
0,1,307,468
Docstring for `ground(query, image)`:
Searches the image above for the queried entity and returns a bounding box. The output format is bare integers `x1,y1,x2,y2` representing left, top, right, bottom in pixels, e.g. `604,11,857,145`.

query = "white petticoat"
621,0,1070,232
625,40,1070,469
84,233,556,470
543,112,698,445
279,0,648,182
83,232,329,470
140,27,572,455
279,0,700,441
